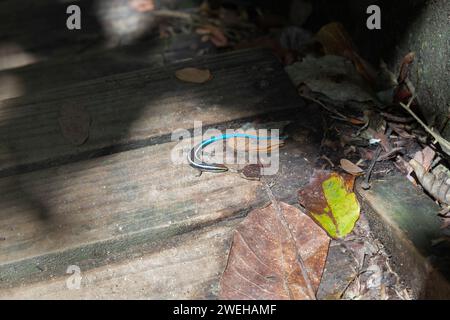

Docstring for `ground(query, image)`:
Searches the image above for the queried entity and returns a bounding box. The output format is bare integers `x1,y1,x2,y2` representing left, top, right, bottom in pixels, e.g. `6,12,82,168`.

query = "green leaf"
299,171,360,239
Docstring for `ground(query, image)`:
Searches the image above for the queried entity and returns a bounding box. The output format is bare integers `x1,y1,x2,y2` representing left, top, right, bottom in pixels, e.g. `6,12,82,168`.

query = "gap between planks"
0,138,266,289
0,49,301,177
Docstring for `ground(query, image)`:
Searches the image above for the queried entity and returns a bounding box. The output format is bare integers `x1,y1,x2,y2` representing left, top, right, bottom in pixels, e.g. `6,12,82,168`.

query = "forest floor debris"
149,0,449,300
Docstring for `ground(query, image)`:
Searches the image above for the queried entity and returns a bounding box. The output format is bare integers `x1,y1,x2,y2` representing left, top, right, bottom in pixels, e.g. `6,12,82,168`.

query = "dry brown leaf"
349,118,366,125
413,146,435,172
195,25,228,48
393,52,416,104
219,202,330,300
369,128,391,152
316,22,376,85
58,105,91,146
410,159,450,204
175,67,212,84
398,52,415,84
406,146,436,184
340,159,364,176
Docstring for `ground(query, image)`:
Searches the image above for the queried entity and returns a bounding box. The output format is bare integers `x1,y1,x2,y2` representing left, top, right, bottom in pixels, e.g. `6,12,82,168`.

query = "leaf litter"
153,0,448,299
175,67,212,83
298,171,360,239
219,202,330,300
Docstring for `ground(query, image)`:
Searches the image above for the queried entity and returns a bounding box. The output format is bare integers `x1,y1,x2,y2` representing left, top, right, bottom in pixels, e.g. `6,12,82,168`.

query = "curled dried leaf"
316,22,376,84
413,147,436,172
175,67,212,84
410,159,450,205
340,159,364,176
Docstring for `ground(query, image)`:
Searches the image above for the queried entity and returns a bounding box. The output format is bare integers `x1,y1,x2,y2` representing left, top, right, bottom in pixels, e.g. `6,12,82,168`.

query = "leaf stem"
262,180,317,300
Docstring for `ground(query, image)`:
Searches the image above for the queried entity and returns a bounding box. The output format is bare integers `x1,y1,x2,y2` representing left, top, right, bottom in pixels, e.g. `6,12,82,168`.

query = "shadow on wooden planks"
0,48,315,288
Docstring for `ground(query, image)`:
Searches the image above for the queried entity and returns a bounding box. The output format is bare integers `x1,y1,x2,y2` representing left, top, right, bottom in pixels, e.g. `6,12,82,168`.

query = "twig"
380,112,413,123
377,147,404,162
320,155,335,168
299,94,349,122
262,180,317,300
361,127,393,190
361,146,382,190
400,96,450,155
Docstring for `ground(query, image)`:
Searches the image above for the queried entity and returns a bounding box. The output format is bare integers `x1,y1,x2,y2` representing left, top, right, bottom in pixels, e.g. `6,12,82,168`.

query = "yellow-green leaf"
298,170,360,239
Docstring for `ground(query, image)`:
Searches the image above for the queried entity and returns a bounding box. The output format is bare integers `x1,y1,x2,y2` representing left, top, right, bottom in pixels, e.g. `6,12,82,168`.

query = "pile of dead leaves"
158,1,449,299
219,169,362,300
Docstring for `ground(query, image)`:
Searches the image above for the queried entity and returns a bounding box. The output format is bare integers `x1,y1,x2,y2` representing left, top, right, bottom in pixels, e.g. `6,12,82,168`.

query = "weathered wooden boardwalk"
0,43,315,298
3,0,448,300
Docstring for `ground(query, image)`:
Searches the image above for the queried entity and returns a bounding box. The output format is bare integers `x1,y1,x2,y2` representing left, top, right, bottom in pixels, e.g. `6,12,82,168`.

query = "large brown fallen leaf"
316,22,377,85
299,170,360,239
219,202,330,300
285,55,376,103
175,67,212,84
409,159,450,205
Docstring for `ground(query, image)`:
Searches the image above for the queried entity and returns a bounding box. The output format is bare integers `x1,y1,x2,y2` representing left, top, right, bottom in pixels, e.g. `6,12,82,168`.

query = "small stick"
377,147,404,162
320,155,335,168
299,94,349,122
380,112,413,123
400,96,450,155
361,127,393,190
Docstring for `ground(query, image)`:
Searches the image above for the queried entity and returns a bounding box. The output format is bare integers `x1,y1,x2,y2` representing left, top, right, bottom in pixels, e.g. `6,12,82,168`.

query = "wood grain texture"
0,139,264,288
0,49,300,176
0,43,165,100
0,33,216,100
0,222,236,299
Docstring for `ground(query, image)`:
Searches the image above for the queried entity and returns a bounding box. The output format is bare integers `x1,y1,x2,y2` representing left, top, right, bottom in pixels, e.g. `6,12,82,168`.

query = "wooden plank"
356,176,450,299
0,222,236,299
0,139,265,288
0,49,300,176
0,42,165,101
0,33,216,100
